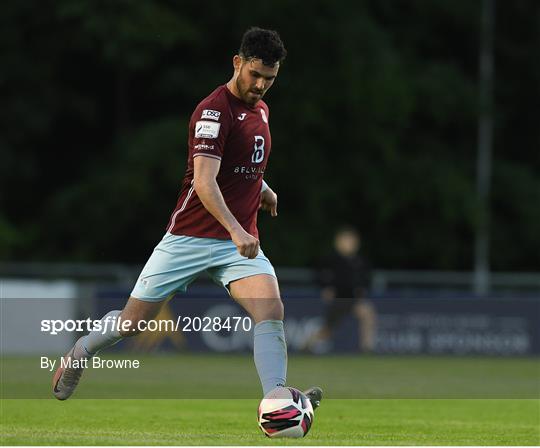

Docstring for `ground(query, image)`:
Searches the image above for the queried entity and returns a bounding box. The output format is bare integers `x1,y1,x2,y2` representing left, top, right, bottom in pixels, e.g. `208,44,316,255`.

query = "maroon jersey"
167,85,272,239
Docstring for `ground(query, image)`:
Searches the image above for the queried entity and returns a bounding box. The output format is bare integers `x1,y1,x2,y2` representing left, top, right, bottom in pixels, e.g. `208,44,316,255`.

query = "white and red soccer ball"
257,387,314,438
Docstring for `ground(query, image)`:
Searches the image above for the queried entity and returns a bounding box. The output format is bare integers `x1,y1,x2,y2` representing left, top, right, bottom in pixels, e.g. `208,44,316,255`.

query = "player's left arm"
260,180,278,217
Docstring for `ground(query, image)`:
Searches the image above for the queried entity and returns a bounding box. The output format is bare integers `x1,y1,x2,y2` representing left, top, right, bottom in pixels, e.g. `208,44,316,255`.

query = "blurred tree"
1,0,538,271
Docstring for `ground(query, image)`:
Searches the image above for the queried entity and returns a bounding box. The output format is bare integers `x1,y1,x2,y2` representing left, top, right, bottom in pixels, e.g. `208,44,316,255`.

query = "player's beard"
236,75,262,106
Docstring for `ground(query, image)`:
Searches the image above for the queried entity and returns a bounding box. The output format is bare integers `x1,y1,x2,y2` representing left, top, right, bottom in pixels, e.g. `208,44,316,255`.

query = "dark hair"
336,225,360,237
239,27,287,67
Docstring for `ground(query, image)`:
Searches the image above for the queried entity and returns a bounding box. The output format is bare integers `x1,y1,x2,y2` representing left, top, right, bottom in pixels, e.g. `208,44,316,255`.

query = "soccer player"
52,27,322,409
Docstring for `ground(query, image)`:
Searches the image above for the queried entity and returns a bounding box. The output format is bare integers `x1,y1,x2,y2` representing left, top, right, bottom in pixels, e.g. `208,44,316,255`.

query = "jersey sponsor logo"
234,166,265,174
195,121,221,139
260,108,268,123
194,143,215,151
238,113,247,121
234,165,265,180
201,109,221,121
252,135,265,163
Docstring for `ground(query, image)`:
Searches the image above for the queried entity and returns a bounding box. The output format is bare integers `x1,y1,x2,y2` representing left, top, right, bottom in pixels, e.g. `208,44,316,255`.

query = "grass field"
1,354,539,445
2,399,539,445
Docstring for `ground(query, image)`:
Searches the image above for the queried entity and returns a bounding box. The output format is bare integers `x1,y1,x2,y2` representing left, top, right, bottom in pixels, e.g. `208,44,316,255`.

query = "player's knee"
119,298,163,337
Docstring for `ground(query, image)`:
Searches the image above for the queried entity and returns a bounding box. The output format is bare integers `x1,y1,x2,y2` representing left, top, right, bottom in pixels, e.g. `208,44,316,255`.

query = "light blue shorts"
130,233,276,302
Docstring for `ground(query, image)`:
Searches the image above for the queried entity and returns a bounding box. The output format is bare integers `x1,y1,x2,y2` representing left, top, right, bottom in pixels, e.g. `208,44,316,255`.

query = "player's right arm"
193,155,260,259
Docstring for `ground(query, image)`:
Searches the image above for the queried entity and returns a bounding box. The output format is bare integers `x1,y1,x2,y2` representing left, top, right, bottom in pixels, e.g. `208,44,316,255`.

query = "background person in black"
307,226,377,353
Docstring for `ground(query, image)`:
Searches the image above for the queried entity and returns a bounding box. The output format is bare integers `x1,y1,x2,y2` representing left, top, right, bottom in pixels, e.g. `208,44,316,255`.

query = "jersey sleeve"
190,95,232,161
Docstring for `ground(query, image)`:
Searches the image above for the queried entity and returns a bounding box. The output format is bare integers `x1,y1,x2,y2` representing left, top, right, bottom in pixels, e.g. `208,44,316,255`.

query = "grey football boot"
52,340,88,400
303,386,323,410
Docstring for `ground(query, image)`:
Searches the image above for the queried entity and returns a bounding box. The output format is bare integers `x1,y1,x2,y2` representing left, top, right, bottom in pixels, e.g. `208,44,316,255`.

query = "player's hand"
259,188,278,217
230,228,260,259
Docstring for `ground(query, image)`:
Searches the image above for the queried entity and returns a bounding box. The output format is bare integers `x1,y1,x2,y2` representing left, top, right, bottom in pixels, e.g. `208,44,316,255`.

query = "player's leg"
75,296,167,357
52,297,167,400
228,274,287,396
303,308,335,352
82,295,166,350
208,242,323,407
230,275,324,409
53,233,207,400
304,298,349,353
229,274,283,321
354,299,377,352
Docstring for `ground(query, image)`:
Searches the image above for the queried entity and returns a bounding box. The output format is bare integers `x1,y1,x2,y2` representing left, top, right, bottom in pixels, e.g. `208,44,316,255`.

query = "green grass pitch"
1,354,539,445
2,398,539,445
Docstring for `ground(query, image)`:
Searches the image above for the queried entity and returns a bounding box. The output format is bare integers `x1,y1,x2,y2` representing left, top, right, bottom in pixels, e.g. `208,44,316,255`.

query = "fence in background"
1,262,539,295
2,262,538,356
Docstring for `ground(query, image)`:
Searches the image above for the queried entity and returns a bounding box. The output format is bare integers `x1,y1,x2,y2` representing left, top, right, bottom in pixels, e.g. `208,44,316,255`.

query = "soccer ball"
257,386,314,438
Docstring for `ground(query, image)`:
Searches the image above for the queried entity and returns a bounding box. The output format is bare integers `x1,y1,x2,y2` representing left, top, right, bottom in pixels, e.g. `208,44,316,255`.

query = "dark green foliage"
1,0,538,269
